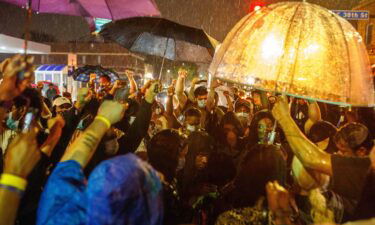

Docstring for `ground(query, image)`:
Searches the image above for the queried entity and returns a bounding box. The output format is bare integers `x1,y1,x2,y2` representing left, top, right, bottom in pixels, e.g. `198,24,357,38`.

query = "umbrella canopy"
209,2,375,107
71,65,119,83
0,0,160,20
100,17,216,63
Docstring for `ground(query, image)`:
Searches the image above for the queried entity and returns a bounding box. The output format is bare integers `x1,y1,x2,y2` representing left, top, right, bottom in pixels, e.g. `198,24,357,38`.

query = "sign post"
332,10,370,20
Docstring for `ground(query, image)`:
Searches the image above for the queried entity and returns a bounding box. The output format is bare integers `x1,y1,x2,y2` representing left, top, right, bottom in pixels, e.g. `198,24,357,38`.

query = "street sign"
332,10,370,20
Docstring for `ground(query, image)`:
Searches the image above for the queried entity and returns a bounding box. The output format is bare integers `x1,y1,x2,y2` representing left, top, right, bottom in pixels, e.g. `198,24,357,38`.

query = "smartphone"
22,108,38,133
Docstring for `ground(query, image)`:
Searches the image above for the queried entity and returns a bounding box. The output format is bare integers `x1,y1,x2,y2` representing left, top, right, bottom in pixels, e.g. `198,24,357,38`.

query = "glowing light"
167,69,170,73
246,76,255,85
254,6,261,11
261,34,284,61
0,46,6,50
145,73,153,79
304,43,320,54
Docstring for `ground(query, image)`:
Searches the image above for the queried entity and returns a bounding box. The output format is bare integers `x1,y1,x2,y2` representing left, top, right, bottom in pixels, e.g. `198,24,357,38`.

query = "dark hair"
247,111,275,145
184,107,201,119
219,111,244,137
100,75,110,81
308,121,338,153
147,129,182,182
180,131,215,196
234,99,251,112
62,92,72,99
334,122,372,153
229,144,286,208
14,88,43,117
194,86,208,98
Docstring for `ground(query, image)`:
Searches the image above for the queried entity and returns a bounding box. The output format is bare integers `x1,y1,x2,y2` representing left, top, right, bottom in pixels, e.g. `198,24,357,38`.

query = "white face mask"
197,99,206,108
129,116,136,125
186,124,197,132
236,112,249,119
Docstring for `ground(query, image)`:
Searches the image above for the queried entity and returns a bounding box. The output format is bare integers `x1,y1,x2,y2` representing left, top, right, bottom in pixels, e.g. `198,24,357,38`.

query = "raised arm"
165,81,181,129
60,100,125,167
223,91,234,112
0,55,34,133
175,69,188,109
272,96,332,175
188,78,199,103
0,129,40,225
126,69,138,94
207,79,221,112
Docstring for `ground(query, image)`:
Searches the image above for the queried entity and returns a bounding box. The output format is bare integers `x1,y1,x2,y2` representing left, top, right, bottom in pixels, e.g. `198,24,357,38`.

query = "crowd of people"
0,54,374,225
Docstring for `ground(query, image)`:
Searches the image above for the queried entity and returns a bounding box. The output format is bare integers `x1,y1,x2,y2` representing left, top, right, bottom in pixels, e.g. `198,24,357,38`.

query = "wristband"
0,173,27,191
0,184,24,196
95,116,111,129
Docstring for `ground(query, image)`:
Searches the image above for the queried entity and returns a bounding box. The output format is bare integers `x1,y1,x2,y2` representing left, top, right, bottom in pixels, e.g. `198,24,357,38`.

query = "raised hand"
0,55,35,101
272,95,291,122
4,128,40,178
145,81,160,104
97,100,126,125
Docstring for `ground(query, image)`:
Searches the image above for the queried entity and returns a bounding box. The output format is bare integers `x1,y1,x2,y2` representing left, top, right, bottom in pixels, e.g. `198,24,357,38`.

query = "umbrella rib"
274,3,303,93
286,5,305,94
103,0,114,20
329,10,352,104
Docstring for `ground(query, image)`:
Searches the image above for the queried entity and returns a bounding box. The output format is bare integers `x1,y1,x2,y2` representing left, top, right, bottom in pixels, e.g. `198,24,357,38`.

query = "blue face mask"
6,113,19,131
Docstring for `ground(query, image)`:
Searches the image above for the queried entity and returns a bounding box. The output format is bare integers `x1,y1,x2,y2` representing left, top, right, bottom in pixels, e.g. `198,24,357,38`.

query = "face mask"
236,112,249,119
186,124,197,132
104,139,119,155
197,99,206,108
129,116,136,125
6,113,19,131
176,157,186,171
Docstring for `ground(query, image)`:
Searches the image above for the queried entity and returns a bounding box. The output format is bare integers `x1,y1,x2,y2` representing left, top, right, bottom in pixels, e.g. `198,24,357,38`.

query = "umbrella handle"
158,38,170,81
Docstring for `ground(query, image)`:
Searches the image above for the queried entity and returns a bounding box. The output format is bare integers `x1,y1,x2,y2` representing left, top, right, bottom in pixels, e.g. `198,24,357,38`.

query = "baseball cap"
53,97,71,107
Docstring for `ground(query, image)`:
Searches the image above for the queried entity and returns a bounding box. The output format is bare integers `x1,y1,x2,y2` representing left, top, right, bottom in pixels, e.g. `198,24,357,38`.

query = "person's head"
251,90,262,106
184,107,201,132
99,75,111,87
194,86,208,109
248,111,275,145
231,144,286,208
220,111,244,147
182,131,215,185
147,129,182,182
152,102,165,116
86,154,163,224
37,81,44,91
48,83,54,89
308,121,338,153
7,88,43,130
235,99,252,127
334,122,373,157
62,92,72,101
53,97,72,115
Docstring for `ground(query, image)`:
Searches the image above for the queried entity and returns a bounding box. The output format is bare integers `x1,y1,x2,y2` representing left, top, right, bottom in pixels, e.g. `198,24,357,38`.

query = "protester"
0,52,375,225
271,96,375,222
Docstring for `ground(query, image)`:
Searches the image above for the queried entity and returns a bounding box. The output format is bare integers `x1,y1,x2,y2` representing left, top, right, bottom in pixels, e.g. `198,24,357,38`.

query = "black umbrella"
71,65,119,83
100,17,219,78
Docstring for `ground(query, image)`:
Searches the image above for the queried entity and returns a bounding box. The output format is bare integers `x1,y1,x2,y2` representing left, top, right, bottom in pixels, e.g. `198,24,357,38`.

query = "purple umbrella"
0,0,160,54
0,0,160,19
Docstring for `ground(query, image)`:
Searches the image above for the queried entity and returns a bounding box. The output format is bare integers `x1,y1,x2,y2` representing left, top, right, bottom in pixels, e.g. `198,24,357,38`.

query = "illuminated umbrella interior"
209,1,375,107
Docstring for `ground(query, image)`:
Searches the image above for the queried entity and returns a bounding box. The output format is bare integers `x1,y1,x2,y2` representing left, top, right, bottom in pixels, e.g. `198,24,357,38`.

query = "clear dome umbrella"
209,1,375,107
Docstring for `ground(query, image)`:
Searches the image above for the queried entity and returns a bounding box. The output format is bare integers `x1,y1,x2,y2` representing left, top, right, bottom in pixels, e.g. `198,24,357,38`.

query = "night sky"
0,0,361,42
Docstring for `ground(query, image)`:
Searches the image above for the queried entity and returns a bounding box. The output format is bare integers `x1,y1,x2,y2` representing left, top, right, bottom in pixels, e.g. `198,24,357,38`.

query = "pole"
158,38,169,81
24,0,32,55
